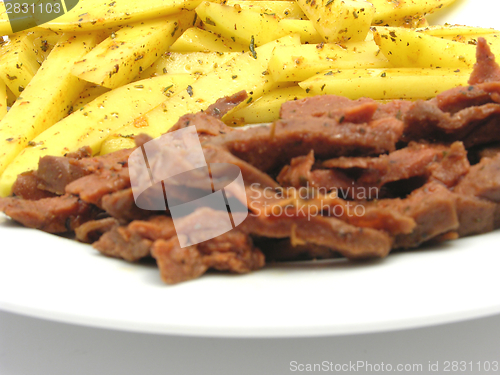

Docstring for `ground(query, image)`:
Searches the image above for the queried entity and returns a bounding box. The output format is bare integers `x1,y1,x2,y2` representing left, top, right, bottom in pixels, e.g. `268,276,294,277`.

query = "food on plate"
0,33,99,179
70,13,194,89
0,0,492,197
1,0,499,284
296,0,375,43
299,67,473,99
1,39,500,285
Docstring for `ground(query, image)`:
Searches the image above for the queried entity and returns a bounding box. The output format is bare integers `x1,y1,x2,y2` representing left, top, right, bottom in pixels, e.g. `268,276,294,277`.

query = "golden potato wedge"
196,2,324,46
101,34,301,152
297,0,375,43
0,2,10,35
278,19,323,44
225,1,306,19
0,79,7,120
0,33,99,179
196,1,283,46
0,32,45,97
370,0,457,27
299,67,472,99
0,73,195,197
223,85,309,125
5,86,15,107
169,27,246,53
269,40,389,82
40,0,203,32
416,26,500,50
71,13,194,89
373,26,476,68
71,84,111,113
27,29,62,64
140,51,240,78
417,25,498,38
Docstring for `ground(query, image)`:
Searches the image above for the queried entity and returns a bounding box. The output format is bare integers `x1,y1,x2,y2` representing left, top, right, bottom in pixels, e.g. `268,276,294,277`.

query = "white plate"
1,0,500,338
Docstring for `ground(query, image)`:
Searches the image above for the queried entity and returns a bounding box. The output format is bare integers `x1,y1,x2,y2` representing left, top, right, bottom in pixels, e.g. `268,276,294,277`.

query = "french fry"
196,2,323,46
40,0,204,32
0,32,45,97
299,67,472,99
417,25,498,38
195,1,284,45
225,1,307,19
297,0,375,43
416,26,500,53
370,0,457,27
0,2,10,36
222,85,309,125
5,86,15,107
0,73,196,197
0,0,482,191
268,40,389,82
29,29,62,61
169,27,246,53
71,84,111,113
0,33,99,179
0,79,7,120
140,51,240,78
100,34,301,152
278,19,323,44
71,13,194,89
373,26,476,68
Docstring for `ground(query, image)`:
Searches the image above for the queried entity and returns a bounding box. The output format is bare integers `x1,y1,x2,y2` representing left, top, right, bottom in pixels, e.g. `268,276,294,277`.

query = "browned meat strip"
323,141,469,189
127,215,177,241
203,144,280,188
240,214,393,260
281,94,414,124
372,182,460,249
308,170,357,197
454,195,496,237
425,142,470,187
277,152,360,198
208,116,403,172
75,217,120,243
374,100,413,121
37,155,91,195
11,171,56,200
91,216,176,261
93,225,153,262
35,147,132,197
0,194,98,233
280,95,379,123
101,188,158,221
277,150,315,187
469,37,500,85
65,168,130,206
245,183,416,235
152,229,265,285
454,153,500,202
403,96,500,146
